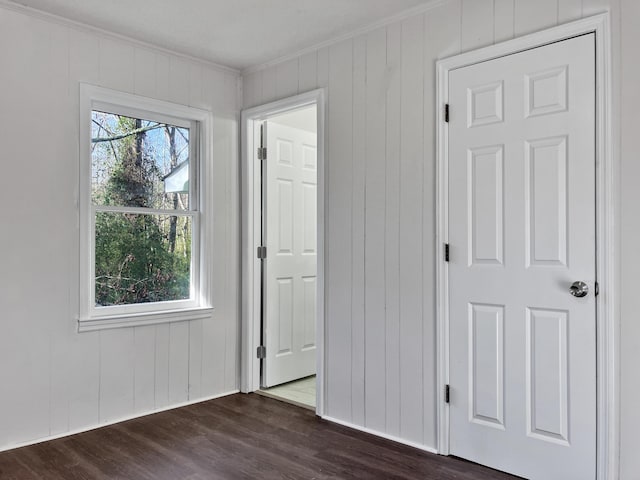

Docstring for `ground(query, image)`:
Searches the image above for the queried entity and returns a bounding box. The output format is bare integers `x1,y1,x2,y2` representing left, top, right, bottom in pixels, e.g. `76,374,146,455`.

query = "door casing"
241,89,326,415
436,13,617,480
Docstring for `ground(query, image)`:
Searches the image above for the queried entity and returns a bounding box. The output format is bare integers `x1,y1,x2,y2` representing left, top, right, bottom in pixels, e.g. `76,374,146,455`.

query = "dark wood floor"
0,394,520,480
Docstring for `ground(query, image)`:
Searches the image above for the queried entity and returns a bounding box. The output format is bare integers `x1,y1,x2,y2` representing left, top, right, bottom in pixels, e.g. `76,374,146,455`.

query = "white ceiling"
11,0,436,70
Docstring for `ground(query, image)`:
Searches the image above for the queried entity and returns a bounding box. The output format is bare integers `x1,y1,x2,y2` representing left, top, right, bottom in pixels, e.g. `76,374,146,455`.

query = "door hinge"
445,384,450,404
445,103,450,123
595,281,599,297
257,345,266,359
444,243,450,262
257,146,267,160
257,245,267,259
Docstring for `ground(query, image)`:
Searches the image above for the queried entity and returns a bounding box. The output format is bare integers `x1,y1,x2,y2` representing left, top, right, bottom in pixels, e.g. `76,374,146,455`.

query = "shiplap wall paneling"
620,1,640,478
558,0,584,22
385,22,402,438
326,39,354,421
363,27,389,434
99,329,135,422
0,3,240,452
514,0,559,36
399,14,426,444
494,0,515,42
261,67,277,105
241,0,622,456
351,34,367,427
134,326,156,413
276,58,299,99
298,51,318,94
0,12,70,446
461,0,494,50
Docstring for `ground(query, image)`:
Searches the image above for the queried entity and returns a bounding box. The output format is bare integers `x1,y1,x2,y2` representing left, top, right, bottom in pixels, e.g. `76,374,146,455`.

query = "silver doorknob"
569,281,589,298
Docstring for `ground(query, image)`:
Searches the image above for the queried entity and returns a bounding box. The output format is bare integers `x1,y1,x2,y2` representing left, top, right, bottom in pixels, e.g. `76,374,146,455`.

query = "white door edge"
435,13,617,480
240,89,327,416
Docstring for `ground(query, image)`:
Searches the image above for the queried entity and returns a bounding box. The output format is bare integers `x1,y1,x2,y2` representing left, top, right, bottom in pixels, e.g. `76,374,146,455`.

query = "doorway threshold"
257,376,316,411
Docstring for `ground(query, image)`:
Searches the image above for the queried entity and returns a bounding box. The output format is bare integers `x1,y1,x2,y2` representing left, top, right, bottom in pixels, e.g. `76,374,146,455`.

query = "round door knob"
569,281,589,298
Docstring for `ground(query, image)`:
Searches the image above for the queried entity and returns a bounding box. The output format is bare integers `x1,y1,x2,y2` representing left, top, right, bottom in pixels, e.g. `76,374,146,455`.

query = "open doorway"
258,106,318,409
241,90,325,414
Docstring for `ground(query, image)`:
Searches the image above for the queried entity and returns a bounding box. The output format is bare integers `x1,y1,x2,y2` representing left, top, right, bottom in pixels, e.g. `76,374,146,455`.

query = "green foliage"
93,113,192,307
95,212,191,306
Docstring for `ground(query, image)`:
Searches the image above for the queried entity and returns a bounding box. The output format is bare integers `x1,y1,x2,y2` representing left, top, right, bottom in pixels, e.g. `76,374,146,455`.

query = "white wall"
243,2,640,479
0,5,240,450
3,1,640,478
618,0,640,478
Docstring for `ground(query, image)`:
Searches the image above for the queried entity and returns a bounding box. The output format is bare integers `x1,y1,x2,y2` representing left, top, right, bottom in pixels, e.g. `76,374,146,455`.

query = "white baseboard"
321,415,439,455
0,389,240,454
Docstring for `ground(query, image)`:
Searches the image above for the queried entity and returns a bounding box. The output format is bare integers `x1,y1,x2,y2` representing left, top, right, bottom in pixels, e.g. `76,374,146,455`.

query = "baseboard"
0,389,240,454
321,415,439,455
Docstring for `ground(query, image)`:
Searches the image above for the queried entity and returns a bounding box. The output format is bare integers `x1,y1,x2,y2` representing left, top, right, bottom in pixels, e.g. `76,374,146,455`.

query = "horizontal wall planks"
0,3,240,452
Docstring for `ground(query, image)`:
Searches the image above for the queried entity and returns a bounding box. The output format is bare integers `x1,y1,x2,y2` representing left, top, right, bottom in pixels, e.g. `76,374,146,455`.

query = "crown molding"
242,0,448,75
0,0,240,75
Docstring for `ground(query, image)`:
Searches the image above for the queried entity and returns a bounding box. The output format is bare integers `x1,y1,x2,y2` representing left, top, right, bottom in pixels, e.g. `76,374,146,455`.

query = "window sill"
77,307,214,332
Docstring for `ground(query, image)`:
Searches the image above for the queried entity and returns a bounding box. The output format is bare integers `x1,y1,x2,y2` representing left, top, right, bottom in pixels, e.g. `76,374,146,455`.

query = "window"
79,85,213,331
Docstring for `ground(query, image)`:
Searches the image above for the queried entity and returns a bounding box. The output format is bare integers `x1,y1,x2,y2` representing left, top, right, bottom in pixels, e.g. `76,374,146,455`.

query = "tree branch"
92,123,163,143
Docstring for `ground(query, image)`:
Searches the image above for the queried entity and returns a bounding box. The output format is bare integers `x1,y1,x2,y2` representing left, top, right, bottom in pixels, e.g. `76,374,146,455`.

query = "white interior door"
263,121,317,388
448,34,596,480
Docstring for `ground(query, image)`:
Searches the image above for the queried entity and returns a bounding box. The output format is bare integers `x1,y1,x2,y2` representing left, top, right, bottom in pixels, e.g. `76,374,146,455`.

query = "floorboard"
0,394,520,479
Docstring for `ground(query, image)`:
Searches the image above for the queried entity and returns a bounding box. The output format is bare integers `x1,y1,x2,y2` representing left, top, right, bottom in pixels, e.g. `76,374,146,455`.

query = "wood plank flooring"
0,394,520,479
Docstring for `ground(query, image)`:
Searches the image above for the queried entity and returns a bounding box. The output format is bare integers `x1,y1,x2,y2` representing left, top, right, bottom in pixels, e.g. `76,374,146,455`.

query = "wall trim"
435,13,617,480
240,89,327,416
241,0,448,75
321,416,439,455
0,0,239,74
0,390,240,454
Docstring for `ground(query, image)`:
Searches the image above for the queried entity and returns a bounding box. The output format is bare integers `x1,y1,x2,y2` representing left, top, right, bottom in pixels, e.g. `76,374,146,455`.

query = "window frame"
78,84,214,332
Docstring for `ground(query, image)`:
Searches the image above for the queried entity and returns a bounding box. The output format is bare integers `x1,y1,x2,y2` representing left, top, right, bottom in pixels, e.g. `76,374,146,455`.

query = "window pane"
95,212,192,306
91,111,190,210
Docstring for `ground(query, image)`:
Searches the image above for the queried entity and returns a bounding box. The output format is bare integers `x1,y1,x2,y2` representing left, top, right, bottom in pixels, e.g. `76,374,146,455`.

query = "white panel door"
448,34,596,480
263,121,317,387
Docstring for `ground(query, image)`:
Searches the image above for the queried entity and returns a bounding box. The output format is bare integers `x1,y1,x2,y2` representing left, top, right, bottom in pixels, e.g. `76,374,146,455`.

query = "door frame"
435,14,617,480
240,89,326,415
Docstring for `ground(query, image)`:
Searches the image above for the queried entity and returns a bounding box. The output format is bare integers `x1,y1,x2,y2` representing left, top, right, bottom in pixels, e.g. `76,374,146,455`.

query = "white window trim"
78,84,214,332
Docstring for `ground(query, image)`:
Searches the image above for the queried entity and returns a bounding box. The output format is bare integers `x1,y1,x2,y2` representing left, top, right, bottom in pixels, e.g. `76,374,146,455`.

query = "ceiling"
11,0,436,70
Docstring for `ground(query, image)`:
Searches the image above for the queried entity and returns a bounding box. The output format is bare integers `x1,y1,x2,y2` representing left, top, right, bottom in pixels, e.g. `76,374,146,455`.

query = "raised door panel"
525,136,568,267
302,182,317,254
303,276,317,350
526,308,569,445
277,179,294,255
276,278,294,356
469,303,505,429
468,145,504,266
